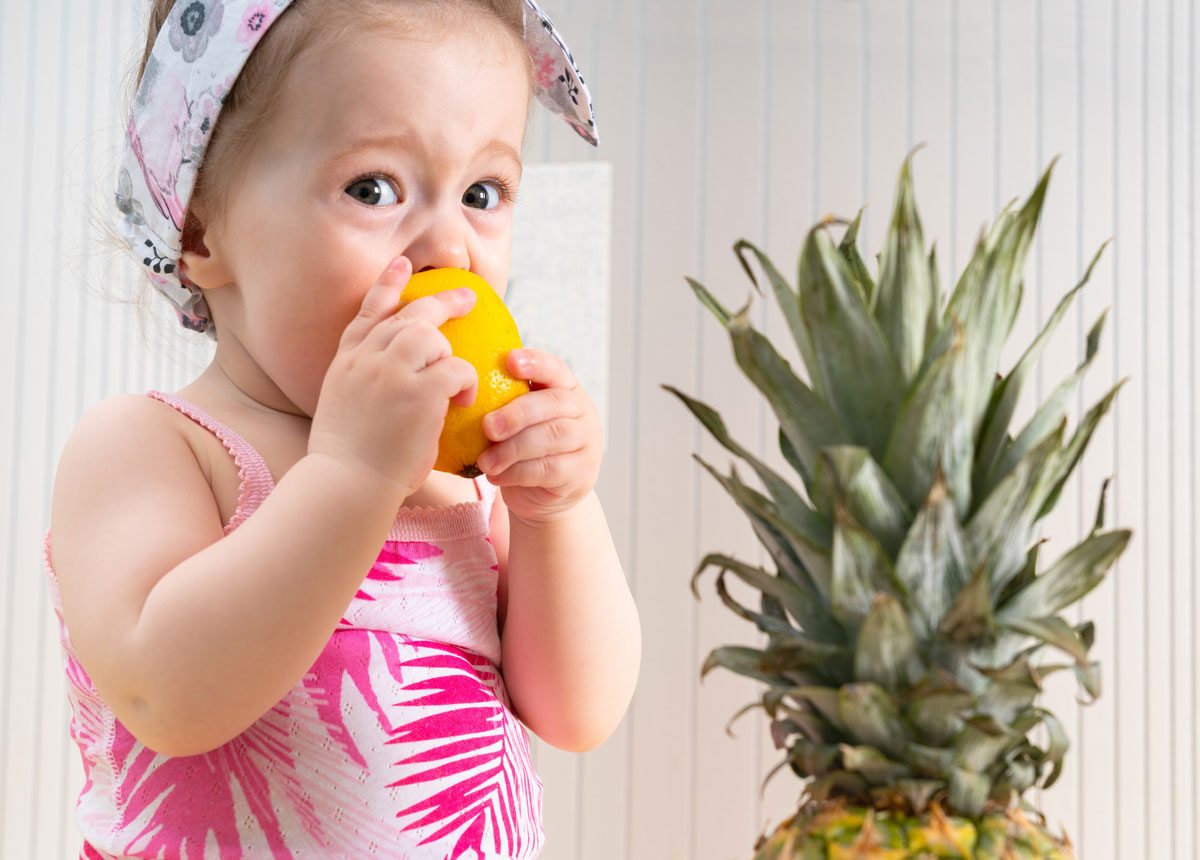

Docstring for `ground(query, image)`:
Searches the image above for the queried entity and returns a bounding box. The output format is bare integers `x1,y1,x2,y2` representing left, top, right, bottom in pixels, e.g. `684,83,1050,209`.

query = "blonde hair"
132,0,532,250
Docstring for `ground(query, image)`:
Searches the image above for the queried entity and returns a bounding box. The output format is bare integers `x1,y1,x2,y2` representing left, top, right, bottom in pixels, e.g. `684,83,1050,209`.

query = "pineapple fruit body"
671,153,1127,860
753,805,1073,860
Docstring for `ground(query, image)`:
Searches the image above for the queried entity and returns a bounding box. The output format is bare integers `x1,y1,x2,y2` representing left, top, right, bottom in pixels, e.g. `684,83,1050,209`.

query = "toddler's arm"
495,490,641,753
474,348,641,752
50,262,478,757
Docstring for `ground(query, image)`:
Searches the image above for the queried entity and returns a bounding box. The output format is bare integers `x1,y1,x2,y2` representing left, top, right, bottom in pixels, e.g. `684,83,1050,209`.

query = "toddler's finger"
451,380,478,408
397,287,477,328
341,257,412,347
506,348,576,390
483,387,583,442
478,417,586,475
427,356,478,407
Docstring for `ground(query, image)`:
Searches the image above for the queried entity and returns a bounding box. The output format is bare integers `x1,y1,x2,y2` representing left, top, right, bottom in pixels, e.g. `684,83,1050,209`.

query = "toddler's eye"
345,176,399,206
463,182,502,211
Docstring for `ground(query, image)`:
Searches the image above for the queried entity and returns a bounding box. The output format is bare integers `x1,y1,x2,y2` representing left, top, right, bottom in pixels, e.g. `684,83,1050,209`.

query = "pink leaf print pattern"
355,541,442,603
96,675,399,858
47,472,544,859
388,644,541,857
304,628,407,768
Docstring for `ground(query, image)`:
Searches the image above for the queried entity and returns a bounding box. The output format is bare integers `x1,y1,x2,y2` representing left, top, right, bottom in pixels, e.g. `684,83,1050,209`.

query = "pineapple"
667,153,1130,860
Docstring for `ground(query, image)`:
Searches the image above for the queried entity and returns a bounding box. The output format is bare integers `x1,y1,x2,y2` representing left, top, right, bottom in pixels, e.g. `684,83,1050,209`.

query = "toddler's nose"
405,204,470,273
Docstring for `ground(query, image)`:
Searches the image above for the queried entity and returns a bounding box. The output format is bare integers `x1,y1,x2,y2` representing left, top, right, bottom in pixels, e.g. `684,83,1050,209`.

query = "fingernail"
388,256,409,272
477,450,496,471
380,257,408,287
487,413,506,437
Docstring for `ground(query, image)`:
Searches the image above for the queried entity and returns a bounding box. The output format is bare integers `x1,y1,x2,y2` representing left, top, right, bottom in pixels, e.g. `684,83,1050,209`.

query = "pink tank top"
43,391,544,860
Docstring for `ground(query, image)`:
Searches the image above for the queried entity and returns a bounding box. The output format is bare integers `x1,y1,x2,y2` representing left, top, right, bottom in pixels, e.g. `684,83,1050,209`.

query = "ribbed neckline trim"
387,498,490,542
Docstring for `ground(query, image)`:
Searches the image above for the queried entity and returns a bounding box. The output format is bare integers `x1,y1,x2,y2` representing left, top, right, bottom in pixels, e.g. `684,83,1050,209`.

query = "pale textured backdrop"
2,1,1197,859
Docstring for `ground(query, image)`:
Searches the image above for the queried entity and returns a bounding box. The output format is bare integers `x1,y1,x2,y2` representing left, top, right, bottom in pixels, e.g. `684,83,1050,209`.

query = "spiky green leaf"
808,772,872,804
997,529,1131,621
938,563,995,645
734,239,818,375
695,458,837,617
971,657,1042,724
926,242,942,354
838,683,911,760
732,313,850,490
779,426,805,478
996,539,1046,608
839,206,877,307
948,768,991,817
967,422,1064,601
875,151,934,382
687,277,851,490
1000,615,1092,666
791,686,846,732
1036,380,1128,520
759,637,849,674
954,715,1018,773
831,506,908,632
686,274,733,326
854,593,924,694
1010,707,1069,789
944,162,1055,443
896,780,945,815
986,309,1109,492
789,739,842,777
1093,476,1113,534
706,567,804,639
797,226,905,461
812,446,913,554
882,317,975,519
907,743,956,778
701,645,788,685
973,242,1108,494
665,384,827,537
893,466,975,639
839,744,912,786
905,691,973,747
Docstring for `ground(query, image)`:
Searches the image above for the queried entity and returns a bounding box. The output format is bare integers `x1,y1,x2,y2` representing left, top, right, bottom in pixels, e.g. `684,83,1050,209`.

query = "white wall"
2,1,1197,859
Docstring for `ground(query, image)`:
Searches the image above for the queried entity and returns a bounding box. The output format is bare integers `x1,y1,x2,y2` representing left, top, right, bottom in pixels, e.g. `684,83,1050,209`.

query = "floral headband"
116,0,598,337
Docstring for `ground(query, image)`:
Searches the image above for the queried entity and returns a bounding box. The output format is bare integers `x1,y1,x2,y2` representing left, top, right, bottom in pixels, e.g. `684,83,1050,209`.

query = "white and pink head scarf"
116,0,597,337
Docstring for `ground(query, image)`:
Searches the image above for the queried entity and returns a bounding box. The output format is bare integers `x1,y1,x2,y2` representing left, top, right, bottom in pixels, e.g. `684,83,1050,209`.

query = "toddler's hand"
476,349,603,524
309,257,478,498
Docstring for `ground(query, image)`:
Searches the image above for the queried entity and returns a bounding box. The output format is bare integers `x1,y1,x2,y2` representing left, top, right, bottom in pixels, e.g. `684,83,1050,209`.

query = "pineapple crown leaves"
680,276,849,488
973,240,1112,497
798,226,906,463
670,154,1133,819
875,148,938,383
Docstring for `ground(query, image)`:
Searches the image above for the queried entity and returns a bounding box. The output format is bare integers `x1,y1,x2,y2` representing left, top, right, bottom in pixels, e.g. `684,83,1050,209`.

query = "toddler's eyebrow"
333,134,523,177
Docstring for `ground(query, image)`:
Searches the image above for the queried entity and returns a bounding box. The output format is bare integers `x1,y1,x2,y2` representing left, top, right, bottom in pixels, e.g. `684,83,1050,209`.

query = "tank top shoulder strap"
474,474,498,522
147,390,275,533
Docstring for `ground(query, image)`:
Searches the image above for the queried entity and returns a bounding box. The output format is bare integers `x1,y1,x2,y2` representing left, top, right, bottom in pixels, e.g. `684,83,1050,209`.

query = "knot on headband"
117,0,597,337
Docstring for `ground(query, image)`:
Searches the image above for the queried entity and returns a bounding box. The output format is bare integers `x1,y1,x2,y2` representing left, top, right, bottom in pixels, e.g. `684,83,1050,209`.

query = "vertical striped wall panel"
2,1,1196,858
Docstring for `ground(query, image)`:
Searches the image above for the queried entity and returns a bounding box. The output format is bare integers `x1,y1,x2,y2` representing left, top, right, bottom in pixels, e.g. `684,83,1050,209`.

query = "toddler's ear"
179,207,234,290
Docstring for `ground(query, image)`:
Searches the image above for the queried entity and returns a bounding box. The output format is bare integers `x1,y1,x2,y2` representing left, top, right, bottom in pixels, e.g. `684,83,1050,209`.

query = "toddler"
44,1,640,858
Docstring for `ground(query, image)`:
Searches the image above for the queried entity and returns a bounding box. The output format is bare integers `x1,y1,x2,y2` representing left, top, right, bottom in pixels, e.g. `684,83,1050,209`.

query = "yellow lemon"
400,268,529,477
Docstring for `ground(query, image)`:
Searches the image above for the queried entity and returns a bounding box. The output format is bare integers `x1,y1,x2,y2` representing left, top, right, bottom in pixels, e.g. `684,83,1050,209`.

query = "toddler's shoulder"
56,393,201,492
65,393,189,455
52,392,220,562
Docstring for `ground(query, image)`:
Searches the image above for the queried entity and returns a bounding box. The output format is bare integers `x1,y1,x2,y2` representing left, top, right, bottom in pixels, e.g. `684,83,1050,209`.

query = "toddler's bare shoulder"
67,393,190,449
55,394,204,493
51,393,223,579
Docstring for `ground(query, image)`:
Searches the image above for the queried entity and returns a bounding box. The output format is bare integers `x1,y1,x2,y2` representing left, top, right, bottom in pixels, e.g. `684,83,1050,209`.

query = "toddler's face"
197,13,531,415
